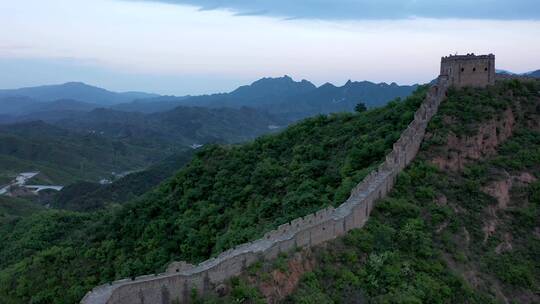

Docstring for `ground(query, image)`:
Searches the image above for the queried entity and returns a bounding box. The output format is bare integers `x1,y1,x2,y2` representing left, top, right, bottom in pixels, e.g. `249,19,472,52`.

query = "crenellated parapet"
81,76,450,304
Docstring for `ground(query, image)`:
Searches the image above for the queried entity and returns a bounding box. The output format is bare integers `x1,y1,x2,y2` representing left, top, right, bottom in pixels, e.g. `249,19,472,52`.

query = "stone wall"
81,77,450,304
441,54,495,88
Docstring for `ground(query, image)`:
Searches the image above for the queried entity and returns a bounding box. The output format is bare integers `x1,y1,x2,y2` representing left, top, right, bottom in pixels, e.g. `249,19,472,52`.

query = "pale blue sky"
143,0,540,20
1,0,539,95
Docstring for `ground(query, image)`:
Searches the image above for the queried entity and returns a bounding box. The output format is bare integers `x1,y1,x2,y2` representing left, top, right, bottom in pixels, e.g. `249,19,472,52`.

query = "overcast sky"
1,0,539,95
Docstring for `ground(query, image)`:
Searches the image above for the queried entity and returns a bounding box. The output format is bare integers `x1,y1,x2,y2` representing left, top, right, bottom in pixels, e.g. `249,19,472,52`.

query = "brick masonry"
440,53,495,88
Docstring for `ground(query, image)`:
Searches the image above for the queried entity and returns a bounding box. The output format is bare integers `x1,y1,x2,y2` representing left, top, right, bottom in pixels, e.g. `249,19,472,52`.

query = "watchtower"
440,53,495,88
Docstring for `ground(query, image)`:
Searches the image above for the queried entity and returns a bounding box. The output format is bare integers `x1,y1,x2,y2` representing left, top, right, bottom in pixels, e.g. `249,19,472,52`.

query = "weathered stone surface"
214,284,228,297
166,261,195,274
441,53,495,88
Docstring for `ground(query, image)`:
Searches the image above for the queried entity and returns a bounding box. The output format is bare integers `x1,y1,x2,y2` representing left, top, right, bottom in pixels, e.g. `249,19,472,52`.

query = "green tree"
355,102,367,113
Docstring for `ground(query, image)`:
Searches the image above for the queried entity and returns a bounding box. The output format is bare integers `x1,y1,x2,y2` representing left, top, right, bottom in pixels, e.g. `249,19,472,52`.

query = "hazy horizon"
0,75,421,97
2,0,540,95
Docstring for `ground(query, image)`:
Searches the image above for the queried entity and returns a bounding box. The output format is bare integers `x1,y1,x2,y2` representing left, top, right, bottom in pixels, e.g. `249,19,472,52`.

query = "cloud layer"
2,0,539,94
140,0,540,20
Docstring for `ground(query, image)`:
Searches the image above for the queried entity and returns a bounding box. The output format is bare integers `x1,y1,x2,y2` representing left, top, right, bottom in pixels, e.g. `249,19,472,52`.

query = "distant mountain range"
0,82,159,105
177,76,318,108
109,97,191,113
0,97,99,116
2,70,538,115
5,70,537,124
0,77,419,122
525,70,540,78
267,79,417,120
2,70,538,124
496,69,540,77
136,76,418,120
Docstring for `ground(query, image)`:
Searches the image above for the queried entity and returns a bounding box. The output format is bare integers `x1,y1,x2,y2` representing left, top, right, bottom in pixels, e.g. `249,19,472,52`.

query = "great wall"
81,54,495,304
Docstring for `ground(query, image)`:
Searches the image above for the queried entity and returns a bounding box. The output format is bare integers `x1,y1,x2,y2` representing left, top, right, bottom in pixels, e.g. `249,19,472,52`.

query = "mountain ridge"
0,82,159,105
144,76,419,120
0,77,419,122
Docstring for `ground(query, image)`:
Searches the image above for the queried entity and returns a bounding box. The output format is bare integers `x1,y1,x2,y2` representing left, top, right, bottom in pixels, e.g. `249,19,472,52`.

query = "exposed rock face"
495,233,513,254
433,110,529,245
480,171,537,244
482,215,498,244
482,178,512,209
431,108,515,171
515,172,537,184
436,194,447,206
256,252,315,303
534,227,540,240
481,171,537,210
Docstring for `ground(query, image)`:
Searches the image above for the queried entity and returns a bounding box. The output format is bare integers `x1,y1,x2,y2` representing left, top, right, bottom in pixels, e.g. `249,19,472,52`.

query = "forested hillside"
0,121,165,185
195,79,540,304
53,150,195,211
0,104,284,187
0,196,44,226
54,106,284,149
0,86,428,304
1,80,538,304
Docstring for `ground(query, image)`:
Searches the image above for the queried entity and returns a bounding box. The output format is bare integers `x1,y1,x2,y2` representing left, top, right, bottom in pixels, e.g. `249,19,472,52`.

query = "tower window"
473,67,476,72
484,67,488,71
461,68,464,72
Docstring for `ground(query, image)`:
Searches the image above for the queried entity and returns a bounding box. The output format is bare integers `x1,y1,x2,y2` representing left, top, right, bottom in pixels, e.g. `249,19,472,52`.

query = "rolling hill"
0,120,167,185
0,85,429,303
0,97,101,117
52,149,195,211
0,82,159,105
53,106,285,148
525,69,540,78
0,104,285,188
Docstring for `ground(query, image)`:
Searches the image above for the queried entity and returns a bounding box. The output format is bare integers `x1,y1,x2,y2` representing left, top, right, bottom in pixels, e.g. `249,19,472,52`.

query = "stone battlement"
441,53,494,61
81,74,451,304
